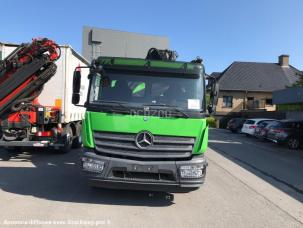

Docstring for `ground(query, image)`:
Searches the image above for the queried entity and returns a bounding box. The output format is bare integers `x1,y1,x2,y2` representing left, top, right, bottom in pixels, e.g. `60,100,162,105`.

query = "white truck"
0,41,89,152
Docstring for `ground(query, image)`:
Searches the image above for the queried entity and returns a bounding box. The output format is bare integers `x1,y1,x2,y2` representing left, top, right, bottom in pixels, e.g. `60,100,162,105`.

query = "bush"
277,104,303,111
206,116,217,128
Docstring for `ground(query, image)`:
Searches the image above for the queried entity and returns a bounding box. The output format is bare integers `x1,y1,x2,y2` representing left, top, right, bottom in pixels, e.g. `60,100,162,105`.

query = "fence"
246,100,266,110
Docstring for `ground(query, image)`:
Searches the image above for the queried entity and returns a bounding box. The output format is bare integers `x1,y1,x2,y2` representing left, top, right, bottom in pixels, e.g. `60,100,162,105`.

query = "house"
209,55,301,116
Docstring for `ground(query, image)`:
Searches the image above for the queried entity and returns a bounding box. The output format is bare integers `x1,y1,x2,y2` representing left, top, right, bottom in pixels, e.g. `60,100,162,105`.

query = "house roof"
216,61,300,92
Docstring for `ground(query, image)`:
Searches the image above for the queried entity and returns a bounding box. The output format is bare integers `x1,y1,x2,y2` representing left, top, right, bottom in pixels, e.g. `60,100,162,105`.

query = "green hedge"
277,104,303,111
205,93,211,107
206,116,217,128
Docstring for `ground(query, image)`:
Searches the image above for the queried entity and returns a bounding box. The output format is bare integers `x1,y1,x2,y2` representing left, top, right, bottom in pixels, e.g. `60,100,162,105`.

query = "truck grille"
112,170,175,182
93,131,195,160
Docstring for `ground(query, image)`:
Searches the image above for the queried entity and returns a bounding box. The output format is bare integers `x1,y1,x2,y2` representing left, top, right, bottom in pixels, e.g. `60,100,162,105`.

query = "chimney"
278,54,289,67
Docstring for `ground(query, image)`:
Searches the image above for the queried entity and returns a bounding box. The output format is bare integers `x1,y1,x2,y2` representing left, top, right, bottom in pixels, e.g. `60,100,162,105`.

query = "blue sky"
1,0,302,73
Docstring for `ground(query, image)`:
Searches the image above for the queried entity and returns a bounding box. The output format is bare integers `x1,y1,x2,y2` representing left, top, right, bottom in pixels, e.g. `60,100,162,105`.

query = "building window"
222,96,233,108
265,99,273,106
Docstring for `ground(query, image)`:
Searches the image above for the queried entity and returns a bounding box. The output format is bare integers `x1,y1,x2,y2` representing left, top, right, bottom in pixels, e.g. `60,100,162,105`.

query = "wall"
215,90,275,114
286,111,303,120
216,91,244,113
82,27,169,62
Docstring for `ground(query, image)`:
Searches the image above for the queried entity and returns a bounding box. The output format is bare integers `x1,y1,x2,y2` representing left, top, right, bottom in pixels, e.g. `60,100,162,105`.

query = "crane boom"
0,38,60,118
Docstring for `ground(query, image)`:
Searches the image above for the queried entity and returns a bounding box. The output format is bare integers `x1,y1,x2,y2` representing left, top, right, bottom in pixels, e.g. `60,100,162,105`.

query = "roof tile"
217,62,300,91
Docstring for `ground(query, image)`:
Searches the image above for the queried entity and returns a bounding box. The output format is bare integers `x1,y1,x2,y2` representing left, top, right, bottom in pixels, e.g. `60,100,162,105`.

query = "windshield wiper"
90,100,132,114
93,100,128,108
145,103,190,118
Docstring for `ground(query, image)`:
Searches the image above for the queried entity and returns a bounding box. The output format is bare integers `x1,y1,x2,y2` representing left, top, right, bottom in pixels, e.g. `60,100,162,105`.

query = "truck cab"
73,51,208,192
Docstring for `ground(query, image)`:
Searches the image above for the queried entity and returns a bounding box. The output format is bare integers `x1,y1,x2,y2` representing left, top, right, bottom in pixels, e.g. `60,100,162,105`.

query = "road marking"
208,140,241,144
0,161,36,168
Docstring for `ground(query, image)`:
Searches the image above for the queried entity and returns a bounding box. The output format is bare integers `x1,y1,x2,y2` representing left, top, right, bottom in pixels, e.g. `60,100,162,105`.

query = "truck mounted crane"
0,38,81,152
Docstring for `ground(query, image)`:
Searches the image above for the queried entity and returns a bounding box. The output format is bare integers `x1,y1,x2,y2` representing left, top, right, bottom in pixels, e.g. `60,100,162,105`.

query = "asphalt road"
0,129,302,228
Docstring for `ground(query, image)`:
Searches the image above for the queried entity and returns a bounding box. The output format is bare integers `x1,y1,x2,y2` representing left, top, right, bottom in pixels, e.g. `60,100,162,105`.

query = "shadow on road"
208,129,303,203
0,149,174,207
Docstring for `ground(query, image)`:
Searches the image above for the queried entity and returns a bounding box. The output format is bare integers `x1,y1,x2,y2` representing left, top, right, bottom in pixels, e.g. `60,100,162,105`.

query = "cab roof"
94,56,204,77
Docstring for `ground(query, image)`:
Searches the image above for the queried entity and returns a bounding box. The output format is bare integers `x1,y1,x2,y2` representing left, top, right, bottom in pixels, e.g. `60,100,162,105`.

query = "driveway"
0,130,302,227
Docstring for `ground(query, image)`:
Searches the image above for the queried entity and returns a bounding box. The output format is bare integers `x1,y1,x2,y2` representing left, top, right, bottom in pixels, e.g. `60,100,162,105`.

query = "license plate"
127,164,158,173
33,143,46,147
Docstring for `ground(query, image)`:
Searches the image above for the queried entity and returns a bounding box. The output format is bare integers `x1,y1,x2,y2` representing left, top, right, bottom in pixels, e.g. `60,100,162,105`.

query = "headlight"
82,157,104,173
179,165,204,179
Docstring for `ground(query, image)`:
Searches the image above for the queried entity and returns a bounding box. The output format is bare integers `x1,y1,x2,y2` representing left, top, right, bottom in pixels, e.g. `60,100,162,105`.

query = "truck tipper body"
73,50,208,192
0,41,89,151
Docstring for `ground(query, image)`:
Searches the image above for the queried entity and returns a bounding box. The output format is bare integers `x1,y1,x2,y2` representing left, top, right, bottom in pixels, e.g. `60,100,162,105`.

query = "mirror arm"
74,104,85,107
74,66,91,70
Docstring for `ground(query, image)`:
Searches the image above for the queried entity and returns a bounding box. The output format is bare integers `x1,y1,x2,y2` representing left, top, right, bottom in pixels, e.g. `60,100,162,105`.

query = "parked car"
227,118,246,133
241,118,275,136
254,120,280,140
267,120,303,149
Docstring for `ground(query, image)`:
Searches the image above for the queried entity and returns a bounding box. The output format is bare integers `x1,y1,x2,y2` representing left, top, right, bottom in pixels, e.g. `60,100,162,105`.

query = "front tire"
72,122,82,149
58,125,73,153
287,137,300,150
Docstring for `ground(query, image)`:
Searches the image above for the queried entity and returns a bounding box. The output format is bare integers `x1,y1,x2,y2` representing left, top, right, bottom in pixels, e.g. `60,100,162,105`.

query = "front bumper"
81,148,207,193
0,134,70,148
267,134,287,144
0,140,65,148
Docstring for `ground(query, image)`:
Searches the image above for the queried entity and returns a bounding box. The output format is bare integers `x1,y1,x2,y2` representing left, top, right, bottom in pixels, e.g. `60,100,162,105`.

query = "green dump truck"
72,49,208,192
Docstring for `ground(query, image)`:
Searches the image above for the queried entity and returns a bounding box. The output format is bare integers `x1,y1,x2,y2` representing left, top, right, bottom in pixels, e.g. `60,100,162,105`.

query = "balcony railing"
246,100,266,110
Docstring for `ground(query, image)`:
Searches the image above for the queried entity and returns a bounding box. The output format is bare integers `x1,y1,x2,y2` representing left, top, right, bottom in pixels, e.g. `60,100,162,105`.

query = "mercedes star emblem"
135,131,154,149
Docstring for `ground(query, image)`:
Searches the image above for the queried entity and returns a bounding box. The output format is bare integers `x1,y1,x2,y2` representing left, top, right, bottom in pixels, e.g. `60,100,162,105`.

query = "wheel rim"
289,138,299,149
66,128,73,145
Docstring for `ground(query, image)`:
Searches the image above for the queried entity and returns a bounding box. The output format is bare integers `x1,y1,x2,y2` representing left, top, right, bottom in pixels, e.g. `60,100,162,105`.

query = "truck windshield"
89,72,204,111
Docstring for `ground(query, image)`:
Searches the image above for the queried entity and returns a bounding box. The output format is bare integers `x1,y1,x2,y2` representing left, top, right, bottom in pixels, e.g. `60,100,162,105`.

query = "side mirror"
72,93,80,104
72,70,81,105
207,105,214,114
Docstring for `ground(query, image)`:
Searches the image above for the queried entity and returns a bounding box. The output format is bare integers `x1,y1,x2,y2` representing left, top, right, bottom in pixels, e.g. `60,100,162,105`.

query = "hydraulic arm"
0,38,60,118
